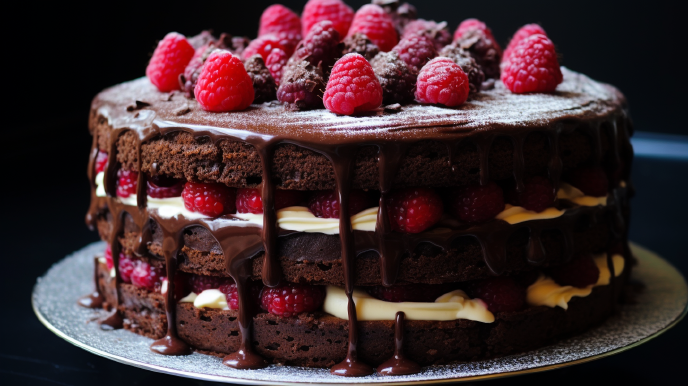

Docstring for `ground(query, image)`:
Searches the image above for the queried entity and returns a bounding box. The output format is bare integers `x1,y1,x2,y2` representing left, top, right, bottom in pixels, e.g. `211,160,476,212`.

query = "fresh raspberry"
370,50,417,104
116,169,138,198
501,34,562,94
260,283,326,317
308,189,377,218
194,50,255,112
244,55,276,103
503,24,547,63
302,0,354,40
347,4,398,53
147,176,184,199
265,48,289,86
450,182,505,224
104,245,113,270
565,166,609,197
547,255,600,288
242,34,287,62
439,43,485,94
146,32,195,92
506,176,555,213
118,254,136,284
188,274,231,294
182,182,237,217
294,20,341,68
181,35,234,98
415,57,469,107
455,28,502,79
236,188,304,214
341,32,380,61
95,150,108,174
367,283,453,302
453,18,493,41
258,5,302,45
324,53,383,115
386,187,443,233
220,281,263,310
401,19,451,51
393,34,438,72
131,260,165,292
467,277,525,313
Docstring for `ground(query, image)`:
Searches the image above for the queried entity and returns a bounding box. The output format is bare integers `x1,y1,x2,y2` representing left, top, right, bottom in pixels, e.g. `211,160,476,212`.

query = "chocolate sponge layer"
96,260,629,367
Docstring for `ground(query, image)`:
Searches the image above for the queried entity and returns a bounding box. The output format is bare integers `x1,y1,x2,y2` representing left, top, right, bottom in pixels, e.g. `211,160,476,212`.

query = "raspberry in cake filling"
82,0,634,377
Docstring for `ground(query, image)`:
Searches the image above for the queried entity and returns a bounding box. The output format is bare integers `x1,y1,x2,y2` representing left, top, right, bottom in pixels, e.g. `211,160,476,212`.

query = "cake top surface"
92,67,625,145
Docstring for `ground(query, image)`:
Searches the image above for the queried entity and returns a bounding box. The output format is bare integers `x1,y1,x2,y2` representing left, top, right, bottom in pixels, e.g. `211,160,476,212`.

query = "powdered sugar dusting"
93,67,624,143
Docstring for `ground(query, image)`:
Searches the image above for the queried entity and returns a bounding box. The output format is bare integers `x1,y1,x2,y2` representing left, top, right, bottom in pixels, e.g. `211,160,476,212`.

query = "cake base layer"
96,260,630,367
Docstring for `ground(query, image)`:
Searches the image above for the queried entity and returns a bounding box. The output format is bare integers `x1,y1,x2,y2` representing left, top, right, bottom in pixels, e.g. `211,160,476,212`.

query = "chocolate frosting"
84,67,633,375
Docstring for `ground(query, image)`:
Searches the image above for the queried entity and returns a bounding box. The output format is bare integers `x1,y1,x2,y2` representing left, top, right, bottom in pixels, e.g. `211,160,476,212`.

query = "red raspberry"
104,245,113,270
386,187,444,233
393,34,437,73
236,188,304,214
243,34,287,62
367,284,453,303
294,20,341,68
147,176,184,199
259,5,302,57
453,18,494,41
565,166,609,197
503,24,547,63
118,254,136,284
323,53,383,115
116,169,138,198
194,50,255,112
95,150,108,174
146,32,195,92
188,274,231,294
220,281,263,310
547,255,600,288
260,283,326,317
308,189,377,218
506,176,555,213
347,4,398,52
131,260,165,291
415,57,469,107
501,34,562,94
182,182,237,217
468,277,525,313
265,48,289,86
450,182,505,224
401,19,452,51
302,0,354,40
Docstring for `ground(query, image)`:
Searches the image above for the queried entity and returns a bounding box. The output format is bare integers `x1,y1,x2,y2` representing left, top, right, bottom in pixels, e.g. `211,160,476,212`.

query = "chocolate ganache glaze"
83,67,633,374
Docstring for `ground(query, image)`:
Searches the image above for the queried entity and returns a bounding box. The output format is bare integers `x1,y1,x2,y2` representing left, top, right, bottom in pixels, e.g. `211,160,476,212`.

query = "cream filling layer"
496,204,564,224
235,206,378,234
179,289,229,310
557,182,608,206
323,286,494,323
95,172,106,197
526,254,625,309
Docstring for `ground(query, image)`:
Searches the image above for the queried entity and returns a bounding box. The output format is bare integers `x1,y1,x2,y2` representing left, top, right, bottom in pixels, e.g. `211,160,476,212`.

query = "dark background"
3,0,687,385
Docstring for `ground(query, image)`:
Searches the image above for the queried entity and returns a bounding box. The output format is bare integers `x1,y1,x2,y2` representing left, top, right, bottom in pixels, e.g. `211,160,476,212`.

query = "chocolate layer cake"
79,0,634,377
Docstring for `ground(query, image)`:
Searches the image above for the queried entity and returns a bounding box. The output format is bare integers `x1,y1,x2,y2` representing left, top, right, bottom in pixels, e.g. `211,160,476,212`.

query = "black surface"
3,0,687,384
